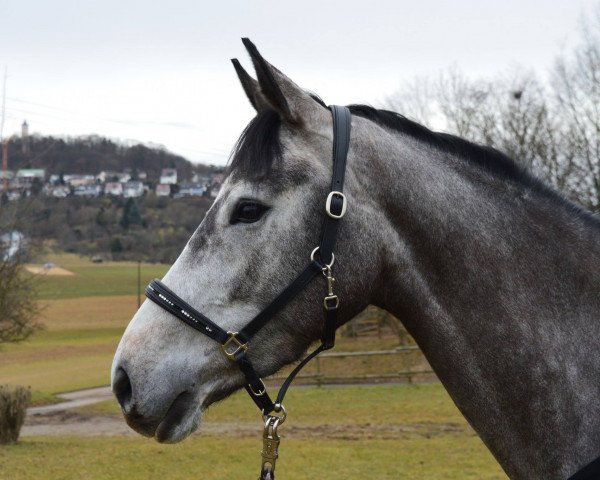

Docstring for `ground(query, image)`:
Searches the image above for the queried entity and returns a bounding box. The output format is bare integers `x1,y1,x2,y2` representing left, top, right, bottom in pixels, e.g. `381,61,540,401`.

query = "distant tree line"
6,195,213,263
386,8,600,212
7,134,218,183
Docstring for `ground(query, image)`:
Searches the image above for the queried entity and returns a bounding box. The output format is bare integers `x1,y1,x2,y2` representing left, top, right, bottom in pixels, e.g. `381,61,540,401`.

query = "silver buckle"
248,378,267,397
325,191,347,219
220,331,248,360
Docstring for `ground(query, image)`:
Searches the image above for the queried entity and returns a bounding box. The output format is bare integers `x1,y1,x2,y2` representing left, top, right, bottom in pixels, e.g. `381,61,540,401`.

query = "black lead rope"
145,105,351,479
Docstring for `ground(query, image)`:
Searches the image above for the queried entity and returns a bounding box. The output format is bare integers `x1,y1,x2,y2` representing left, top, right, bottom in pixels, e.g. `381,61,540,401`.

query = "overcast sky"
0,0,597,166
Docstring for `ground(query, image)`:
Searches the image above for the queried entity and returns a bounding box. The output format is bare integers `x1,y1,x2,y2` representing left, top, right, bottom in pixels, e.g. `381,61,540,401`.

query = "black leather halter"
145,105,351,415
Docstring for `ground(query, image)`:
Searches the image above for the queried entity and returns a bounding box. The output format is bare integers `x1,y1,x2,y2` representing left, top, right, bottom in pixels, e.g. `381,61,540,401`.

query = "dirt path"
28,386,114,415
25,384,469,439
26,266,75,276
24,409,470,439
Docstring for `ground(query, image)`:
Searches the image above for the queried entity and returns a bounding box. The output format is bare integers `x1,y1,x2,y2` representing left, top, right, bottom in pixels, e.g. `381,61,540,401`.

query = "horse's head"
111,39,379,443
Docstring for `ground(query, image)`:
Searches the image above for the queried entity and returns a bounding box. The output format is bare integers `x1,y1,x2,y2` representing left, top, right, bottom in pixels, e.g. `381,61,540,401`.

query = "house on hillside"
64,174,95,187
123,181,144,198
118,172,131,183
160,168,177,185
73,184,102,197
16,169,45,187
176,183,205,198
50,186,70,198
105,182,123,196
96,171,120,183
48,174,61,185
155,184,171,197
191,173,211,186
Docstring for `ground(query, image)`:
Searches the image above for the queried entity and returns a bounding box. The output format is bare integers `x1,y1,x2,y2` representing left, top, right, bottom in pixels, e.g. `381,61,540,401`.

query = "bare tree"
384,4,600,213
435,68,499,143
552,10,600,211
384,75,436,125
0,203,41,346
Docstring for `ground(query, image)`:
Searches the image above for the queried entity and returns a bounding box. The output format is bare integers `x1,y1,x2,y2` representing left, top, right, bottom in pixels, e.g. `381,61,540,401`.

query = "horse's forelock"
226,108,283,180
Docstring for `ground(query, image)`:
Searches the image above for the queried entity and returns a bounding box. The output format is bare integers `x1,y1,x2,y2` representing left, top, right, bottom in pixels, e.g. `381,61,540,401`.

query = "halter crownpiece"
145,105,351,479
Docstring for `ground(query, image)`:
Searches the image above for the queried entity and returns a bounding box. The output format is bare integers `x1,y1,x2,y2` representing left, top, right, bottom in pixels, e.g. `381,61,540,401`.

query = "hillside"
2,194,213,263
6,134,220,181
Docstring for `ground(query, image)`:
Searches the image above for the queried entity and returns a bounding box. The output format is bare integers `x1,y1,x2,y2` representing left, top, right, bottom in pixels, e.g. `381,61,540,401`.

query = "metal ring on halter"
263,403,287,424
263,415,282,435
310,247,335,268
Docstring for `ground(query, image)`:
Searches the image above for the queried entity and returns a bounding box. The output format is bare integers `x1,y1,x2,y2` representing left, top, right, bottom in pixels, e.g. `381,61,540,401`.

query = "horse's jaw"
149,376,247,443
152,390,204,443
117,381,207,443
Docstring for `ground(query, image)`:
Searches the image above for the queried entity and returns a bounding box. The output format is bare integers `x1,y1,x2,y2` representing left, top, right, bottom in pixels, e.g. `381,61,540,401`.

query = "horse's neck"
366,132,600,479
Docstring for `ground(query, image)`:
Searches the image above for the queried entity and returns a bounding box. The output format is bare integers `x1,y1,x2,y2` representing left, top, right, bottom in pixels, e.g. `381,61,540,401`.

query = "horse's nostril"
113,367,133,413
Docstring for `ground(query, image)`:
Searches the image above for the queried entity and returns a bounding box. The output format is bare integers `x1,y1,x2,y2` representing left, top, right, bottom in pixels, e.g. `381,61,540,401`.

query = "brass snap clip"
259,404,286,480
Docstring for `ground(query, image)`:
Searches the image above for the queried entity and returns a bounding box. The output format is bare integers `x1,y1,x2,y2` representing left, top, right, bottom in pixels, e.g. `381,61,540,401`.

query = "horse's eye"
230,200,270,224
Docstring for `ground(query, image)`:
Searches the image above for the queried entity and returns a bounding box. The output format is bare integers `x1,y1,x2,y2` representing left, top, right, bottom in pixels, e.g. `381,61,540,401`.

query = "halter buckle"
325,191,347,219
220,331,248,360
248,378,267,397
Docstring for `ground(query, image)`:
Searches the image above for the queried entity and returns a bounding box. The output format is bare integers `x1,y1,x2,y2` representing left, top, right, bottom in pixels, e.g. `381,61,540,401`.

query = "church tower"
21,120,29,154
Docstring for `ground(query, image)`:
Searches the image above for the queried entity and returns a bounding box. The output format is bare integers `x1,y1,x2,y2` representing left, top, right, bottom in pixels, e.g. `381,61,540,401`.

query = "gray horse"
111,39,600,479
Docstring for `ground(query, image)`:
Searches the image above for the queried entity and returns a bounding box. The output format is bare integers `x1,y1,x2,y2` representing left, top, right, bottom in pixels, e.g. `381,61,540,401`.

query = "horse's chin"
154,391,203,444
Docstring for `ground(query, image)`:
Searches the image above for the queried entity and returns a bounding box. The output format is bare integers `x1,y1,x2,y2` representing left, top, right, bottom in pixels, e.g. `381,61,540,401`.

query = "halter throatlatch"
145,105,351,480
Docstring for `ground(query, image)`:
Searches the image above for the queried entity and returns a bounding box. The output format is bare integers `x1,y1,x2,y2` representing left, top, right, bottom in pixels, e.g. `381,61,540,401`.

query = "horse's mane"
226,102,598,227
349,105,529,184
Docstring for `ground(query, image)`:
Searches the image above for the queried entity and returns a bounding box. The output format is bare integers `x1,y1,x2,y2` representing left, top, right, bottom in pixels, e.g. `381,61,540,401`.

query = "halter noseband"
145,105,351,477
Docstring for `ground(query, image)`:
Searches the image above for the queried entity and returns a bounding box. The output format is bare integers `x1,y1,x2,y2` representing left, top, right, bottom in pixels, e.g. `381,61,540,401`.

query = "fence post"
316,356,322,387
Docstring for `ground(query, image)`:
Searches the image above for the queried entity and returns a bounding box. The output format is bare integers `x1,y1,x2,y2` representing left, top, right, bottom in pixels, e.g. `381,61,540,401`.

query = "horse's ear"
241,37,328,127
231,58,271,112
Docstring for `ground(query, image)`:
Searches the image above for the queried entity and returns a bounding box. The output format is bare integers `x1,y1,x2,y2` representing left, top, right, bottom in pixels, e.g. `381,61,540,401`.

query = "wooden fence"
268,345,436,386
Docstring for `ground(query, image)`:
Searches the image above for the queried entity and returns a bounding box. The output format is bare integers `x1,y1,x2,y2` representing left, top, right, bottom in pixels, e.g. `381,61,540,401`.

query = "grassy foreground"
67,384,508,479
1,435,506,480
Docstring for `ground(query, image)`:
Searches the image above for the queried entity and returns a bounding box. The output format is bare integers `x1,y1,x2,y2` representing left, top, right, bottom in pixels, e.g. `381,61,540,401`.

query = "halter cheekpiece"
145,105,351,479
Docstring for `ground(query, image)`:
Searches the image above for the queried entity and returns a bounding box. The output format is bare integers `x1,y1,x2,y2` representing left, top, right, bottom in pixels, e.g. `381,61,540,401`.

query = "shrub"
0,385,31,444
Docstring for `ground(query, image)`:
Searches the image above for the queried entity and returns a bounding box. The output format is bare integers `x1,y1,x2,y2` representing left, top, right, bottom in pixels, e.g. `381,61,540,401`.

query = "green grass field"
1,435,505,480
32,253,169,300
0,253,508,479
0,295,140,403
79,383,468,426
15,385,508,480
3,434,506,480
